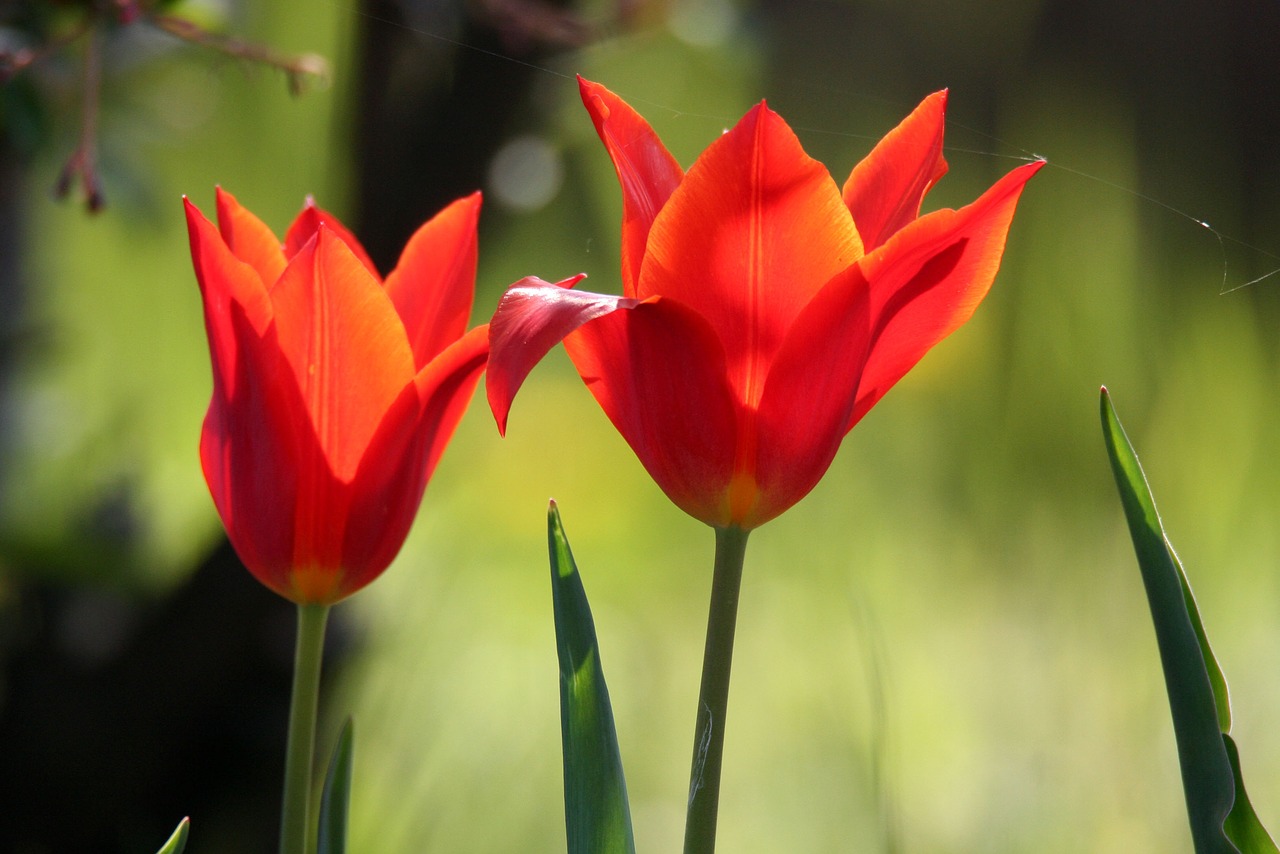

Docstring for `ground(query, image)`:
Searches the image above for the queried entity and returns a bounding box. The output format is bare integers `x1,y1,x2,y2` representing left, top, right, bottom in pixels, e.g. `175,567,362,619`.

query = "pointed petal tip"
577,75,605,103
1016,157,1049,181
454,191,484,230
183,195,213,233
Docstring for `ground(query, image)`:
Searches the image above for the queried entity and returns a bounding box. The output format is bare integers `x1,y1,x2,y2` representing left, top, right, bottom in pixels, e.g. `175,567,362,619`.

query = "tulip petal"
185,197,275,403
842,91,949,251
284,200,380,279
564,298,738,526
485,274,601,435
340,324,490,594
214,187,288,287
746,266,872,528
199,301,310,599
579,77,684,297
384,192,481,369
269,226,418,481
849,159,1044,429
639,102,863,408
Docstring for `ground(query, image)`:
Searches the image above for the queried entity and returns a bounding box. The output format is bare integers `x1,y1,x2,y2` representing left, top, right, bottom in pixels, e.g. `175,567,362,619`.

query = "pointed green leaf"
155,817,189,854
547,501,637,854
1101,387,1266,853
317,719,354,854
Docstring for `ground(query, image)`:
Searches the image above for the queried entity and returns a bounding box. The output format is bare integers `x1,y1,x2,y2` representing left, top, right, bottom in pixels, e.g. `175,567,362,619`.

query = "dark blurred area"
2,0,1279,851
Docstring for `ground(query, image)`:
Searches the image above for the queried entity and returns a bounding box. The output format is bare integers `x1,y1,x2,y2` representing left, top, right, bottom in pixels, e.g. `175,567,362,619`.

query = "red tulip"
488,78,1041,530
186,188,489,604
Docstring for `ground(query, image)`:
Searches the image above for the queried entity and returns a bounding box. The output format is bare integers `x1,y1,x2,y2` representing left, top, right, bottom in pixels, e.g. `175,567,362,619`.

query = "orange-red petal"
199,301,310,599
745,265,872,528
849,159,1044,429
384,192,481,369
214,187,288,287
185,197,275,403
638,101,863,408
842,91,949,251
579,76,684,298
339,324,488,598
284,200,380,278
564,297,738,526
268,226,417,482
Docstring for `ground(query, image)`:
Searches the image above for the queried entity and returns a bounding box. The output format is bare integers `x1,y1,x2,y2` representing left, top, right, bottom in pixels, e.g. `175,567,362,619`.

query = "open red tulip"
186,188,489,604
488,78,1042,530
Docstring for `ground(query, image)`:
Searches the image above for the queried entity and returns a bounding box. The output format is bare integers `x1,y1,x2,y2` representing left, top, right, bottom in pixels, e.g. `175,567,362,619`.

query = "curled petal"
746,265,872,528
484,274,601,435
640,101,863,407
385,192,481,369
214,187,288,287
564,298,738,526
284,200,380,277
842,91,949,251
850,159,1045,428
579,76,684,297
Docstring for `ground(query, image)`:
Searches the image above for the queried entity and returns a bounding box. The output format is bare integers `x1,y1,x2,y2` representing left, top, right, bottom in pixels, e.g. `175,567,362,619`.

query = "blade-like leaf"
547,501,637,854
1101,387,1275,853
317,719,354,854
155,817,190,854
1223,735,1280,853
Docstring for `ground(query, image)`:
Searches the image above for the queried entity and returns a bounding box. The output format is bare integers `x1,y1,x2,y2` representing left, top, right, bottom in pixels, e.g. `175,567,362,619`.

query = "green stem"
280,602,331,854
683,525,751,854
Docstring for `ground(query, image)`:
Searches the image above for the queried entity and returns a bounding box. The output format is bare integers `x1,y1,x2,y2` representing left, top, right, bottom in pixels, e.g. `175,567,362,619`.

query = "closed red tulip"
186,189,488,603
489,78,1042,530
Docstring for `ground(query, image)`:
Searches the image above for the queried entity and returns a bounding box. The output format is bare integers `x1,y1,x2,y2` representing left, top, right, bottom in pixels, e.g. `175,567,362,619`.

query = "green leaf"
547,502,637,854
154,817,190,854
1101,388,1276,853
1223,735,1280,853
317,719,355,854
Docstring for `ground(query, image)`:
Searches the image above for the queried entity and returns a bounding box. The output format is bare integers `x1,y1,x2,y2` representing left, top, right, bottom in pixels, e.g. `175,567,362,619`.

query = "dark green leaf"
154,817,189,854
547,502,636,854
317,719,354,854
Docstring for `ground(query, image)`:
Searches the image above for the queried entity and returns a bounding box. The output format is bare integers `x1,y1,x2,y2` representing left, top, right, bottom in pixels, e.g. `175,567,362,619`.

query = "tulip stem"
683,525,751,854
280,602,331,854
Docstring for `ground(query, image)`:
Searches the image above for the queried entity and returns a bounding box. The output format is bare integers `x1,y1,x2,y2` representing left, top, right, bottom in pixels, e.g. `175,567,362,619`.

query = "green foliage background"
5,1,1280,851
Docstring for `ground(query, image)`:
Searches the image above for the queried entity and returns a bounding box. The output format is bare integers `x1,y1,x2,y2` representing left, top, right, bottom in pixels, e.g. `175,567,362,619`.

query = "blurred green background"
3,0,1280,851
